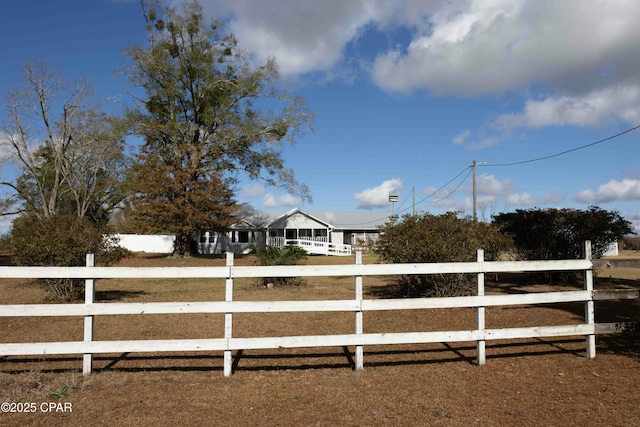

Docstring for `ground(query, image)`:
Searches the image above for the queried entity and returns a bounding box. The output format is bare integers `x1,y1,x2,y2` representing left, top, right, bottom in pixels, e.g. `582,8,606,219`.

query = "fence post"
224,252,234,376
355,251,364,371
476,249,486,365
83,253,95,375
584,240,596,359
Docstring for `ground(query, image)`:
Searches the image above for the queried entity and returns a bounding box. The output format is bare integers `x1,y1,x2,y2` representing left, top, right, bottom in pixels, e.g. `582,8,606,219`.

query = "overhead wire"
393,165,472,215
428,167,473,205
342,124,640,227
335,165,472,226
485,124,640,167
392,191,412,214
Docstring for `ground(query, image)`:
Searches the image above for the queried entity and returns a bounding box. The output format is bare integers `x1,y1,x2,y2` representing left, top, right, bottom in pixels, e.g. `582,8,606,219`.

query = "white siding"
113,234,175,253
270,212,327,229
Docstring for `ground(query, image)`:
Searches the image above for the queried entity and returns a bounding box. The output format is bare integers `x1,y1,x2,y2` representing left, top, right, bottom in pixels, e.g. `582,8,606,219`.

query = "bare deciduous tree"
0,61,126,223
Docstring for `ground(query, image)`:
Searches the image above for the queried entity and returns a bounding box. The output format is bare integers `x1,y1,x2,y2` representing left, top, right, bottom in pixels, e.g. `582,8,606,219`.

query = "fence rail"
0,241,637,376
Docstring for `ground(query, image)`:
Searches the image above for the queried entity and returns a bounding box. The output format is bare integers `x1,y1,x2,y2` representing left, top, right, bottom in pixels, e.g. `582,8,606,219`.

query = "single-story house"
197,208,392,256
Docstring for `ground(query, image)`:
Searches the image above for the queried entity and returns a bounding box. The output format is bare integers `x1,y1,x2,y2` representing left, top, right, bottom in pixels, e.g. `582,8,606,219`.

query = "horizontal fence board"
0,266,230,280
0,291,593,318
0,259,592,281
227,331,483,350
595,322,637,334
362,291,591,311
88,302,227,315
0,323,603,356
88,300,360,315
0,339,229,356
218,300,361,313
238,260,593,278
484,324,594,340
485,260,592,273
0,300,363,317
232,264,359,278
593,289,640,301
0,304,88,317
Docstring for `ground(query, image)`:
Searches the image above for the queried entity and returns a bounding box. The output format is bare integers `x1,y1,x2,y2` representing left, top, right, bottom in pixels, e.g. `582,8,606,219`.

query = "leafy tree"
10,215,130,301
122,0,313,256
377,213,512,297
0,61,127,223
493,206,634,260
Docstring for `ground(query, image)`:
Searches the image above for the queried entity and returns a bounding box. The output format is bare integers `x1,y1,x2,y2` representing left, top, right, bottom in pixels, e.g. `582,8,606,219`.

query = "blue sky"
1,0,639,232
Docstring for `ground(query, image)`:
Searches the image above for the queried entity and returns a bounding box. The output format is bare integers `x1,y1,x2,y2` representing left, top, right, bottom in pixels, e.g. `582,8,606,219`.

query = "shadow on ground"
0,337,597,375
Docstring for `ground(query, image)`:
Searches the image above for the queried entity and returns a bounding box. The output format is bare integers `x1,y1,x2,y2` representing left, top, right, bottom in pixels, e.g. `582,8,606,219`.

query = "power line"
346,124,640,227
396,165,471,215
485,124,640,167
428,168,473,205
337,165,472,226
393,191,412,213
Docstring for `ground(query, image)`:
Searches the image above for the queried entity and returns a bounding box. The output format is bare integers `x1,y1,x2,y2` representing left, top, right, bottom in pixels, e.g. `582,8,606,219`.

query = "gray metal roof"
247,208,392,230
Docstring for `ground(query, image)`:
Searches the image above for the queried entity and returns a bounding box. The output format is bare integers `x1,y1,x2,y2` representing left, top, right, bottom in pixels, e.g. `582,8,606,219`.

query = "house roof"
268,208,334,229
246,208,392,230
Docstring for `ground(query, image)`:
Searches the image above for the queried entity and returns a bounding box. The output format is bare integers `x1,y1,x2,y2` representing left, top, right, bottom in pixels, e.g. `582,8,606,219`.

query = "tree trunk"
173,232,192,257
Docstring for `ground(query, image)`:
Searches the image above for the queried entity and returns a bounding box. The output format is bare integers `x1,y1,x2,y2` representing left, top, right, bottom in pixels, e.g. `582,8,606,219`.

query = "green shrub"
493,207,634,284
493,207,634,260
9,215,131,301
255,245,307,287
377,212,512,297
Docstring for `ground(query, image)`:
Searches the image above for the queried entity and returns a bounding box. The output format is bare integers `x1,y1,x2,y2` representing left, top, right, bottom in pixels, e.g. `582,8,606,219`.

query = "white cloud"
240,183,266,199
354,178,403,209
198,0,640,132
467,137,504,151
475,174,513,196
507,192,536,207
629,211,640,233
543,193,564,204
452,130,470,146
371,1,640,97
200,0,388,77
262,193,301,208
493,84,640,129
574,179,640,204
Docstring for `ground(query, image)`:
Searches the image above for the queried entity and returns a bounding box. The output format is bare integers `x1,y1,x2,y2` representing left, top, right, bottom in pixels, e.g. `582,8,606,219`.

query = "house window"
238,230,249,243
269,229,284,238
314,229,327,238
286,229,297,240
199,232,209,243
299,229,312,240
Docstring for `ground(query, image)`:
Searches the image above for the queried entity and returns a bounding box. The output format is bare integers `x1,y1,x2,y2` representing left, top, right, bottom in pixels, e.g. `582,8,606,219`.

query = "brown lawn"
0,252,639,426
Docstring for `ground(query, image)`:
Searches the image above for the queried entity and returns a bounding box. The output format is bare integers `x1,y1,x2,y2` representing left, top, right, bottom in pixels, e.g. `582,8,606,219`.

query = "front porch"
267,236,352,256
265,209,352,256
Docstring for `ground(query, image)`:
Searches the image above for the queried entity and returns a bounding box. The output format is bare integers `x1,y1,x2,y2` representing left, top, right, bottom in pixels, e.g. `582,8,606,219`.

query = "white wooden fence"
0,241,637,376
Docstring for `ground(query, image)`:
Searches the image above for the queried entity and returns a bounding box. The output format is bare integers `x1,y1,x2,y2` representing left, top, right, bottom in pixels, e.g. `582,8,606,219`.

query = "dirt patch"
1,253,639,426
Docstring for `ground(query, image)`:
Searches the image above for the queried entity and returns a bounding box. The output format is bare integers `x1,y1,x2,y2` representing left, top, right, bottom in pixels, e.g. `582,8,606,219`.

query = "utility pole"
472,160,487,221
412,187,415,216
472,160,477,221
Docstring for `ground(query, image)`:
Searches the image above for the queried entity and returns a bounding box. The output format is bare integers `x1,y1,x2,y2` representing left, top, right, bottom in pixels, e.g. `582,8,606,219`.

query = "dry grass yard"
1,252,639,426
